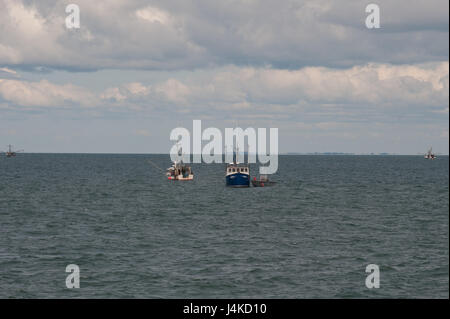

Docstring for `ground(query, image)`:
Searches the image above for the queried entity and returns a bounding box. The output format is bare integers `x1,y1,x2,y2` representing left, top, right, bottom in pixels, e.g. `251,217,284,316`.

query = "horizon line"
5,152,449,156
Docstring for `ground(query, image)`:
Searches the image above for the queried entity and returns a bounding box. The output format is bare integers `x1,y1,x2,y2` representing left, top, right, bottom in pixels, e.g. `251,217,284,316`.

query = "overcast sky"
0,0,448,154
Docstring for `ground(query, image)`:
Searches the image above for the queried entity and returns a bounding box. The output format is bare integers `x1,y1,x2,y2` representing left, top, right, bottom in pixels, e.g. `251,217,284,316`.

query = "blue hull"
226,173,250,187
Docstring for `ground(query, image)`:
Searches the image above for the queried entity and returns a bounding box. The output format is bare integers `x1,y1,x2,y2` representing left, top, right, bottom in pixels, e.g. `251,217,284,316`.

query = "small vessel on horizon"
2,145,23,158
424,147,437,160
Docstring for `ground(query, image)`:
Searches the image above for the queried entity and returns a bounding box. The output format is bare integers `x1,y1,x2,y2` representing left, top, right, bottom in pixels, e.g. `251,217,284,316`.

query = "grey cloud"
0,0,448,71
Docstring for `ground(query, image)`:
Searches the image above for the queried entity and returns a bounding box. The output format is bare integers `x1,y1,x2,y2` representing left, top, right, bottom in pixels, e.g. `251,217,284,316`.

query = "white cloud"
0,79,98,107
0,66,19,79
1,62,447,123
7,0,45,35
138,62,449,111
0,67,17,75
136,6,171,24
124,82,150,95
154,79,190,103
0,44,21,64
100,87,127,102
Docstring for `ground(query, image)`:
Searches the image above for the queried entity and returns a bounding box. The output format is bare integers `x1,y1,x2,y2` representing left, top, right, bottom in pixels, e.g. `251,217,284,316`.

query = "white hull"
168,174,194,181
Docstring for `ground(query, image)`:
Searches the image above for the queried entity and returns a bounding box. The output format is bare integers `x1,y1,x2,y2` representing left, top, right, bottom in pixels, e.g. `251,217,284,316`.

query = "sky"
0,0,448,154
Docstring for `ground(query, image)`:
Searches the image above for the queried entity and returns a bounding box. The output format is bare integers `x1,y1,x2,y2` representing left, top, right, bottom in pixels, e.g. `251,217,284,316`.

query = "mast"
178,145,183,164
234,120,238,165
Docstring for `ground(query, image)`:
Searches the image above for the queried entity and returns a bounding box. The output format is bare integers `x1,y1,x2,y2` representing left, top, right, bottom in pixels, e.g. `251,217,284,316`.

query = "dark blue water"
0,154,448,298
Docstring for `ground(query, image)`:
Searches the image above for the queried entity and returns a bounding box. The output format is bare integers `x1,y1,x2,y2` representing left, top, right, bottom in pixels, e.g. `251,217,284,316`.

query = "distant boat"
251,175,276,187
2,145,23,158
424,147,437,160
166,146,194,181
226,146,250,187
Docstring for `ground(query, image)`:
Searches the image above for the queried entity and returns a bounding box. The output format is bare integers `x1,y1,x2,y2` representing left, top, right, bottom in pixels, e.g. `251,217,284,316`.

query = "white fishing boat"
166,146,194,181
166,161,194,180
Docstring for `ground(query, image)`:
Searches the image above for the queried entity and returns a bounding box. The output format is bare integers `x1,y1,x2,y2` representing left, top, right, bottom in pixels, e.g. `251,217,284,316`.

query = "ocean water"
0,154,448,298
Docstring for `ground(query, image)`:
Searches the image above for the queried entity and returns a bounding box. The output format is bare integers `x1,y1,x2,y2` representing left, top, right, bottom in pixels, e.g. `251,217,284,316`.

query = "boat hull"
168,174,194,181
226,173,250,187
251,180,276,187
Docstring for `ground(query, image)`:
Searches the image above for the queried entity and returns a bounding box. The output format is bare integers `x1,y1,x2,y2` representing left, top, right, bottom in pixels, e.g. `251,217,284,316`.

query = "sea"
0,154,448,298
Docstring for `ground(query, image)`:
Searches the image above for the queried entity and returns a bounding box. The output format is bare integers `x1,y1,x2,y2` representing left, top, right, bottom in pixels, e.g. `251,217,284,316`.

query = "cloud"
1,62,447,119
0,78,98,107
103,62,448,113
154,79,191,103
0,0,448,71
0,67,19,79
136,6,171,25
0,62,436,120
100,87,127,102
